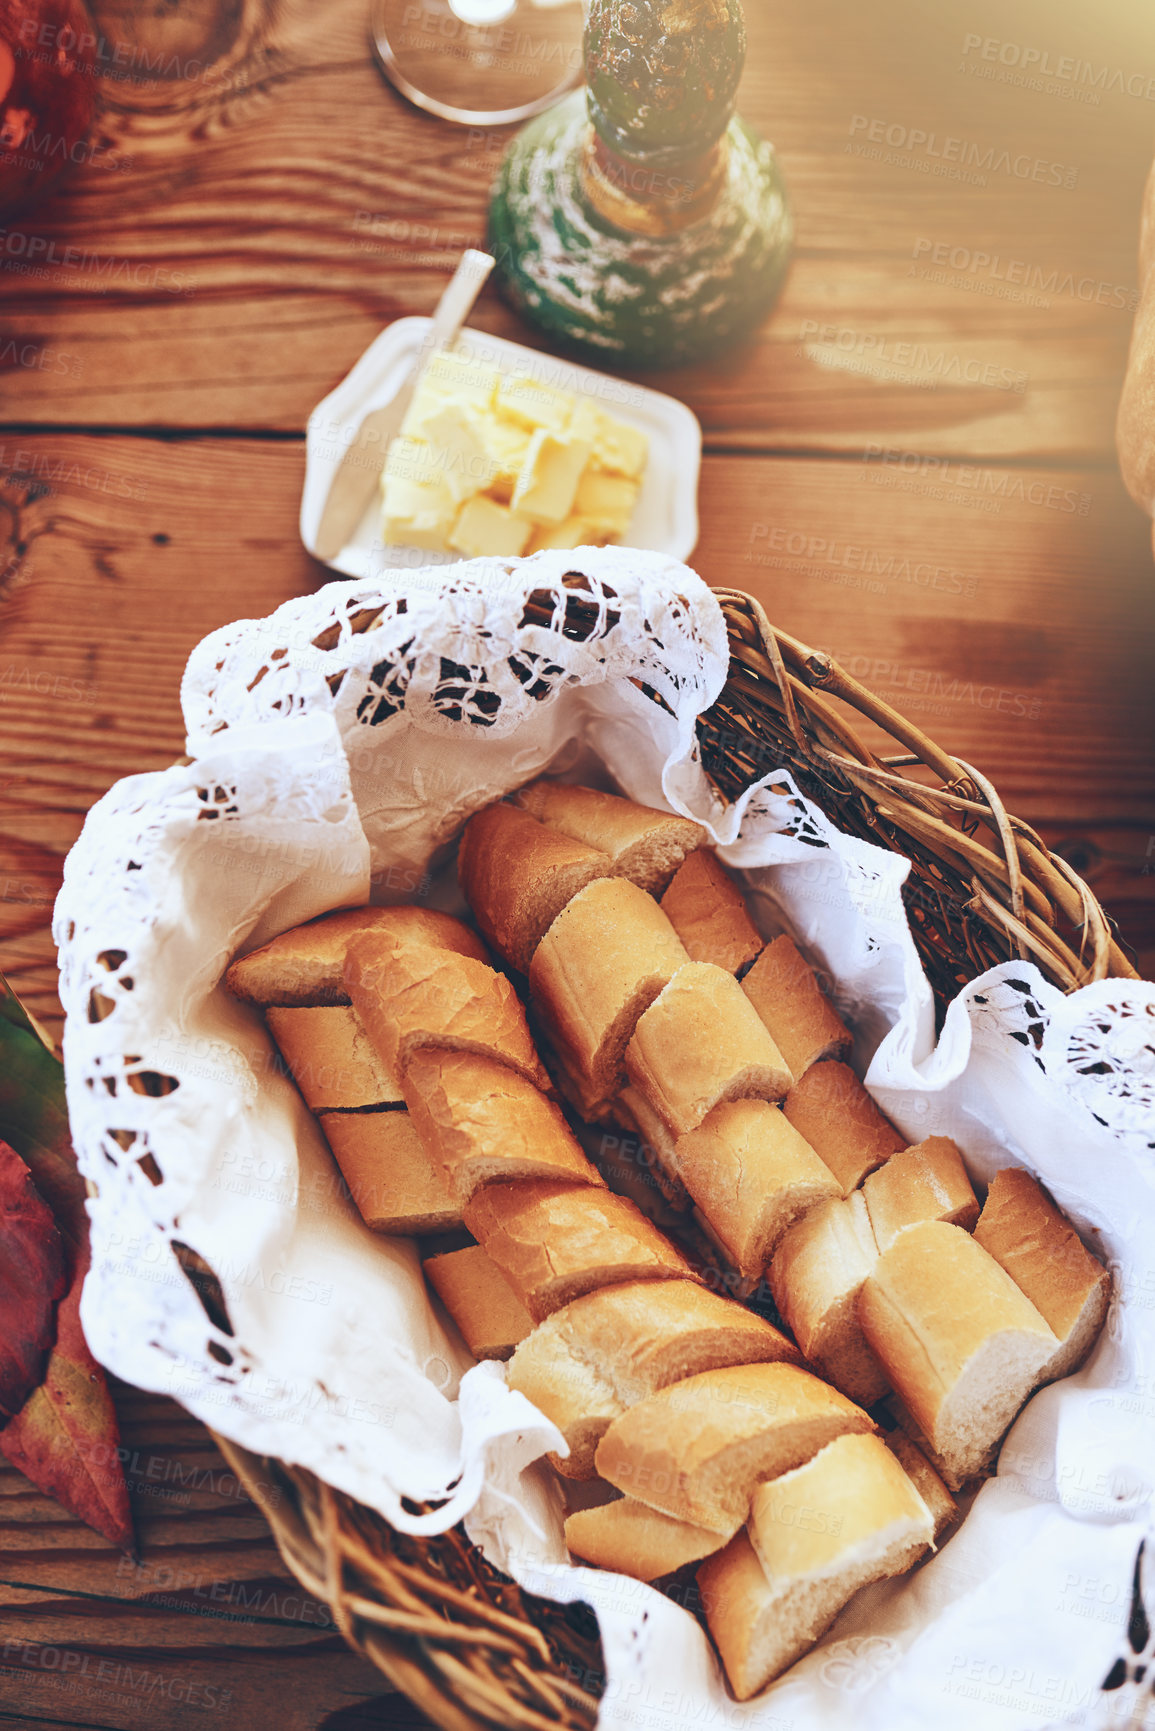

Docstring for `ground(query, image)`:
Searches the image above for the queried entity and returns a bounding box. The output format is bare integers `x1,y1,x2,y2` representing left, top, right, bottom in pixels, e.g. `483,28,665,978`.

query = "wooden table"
1,0,1153,1723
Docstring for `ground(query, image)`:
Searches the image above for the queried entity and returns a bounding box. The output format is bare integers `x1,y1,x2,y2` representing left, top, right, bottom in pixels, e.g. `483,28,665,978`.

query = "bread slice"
507,1279,801,1478
462,1180,697,1322
741,936,853,1078
769,1193,890,1407
265,1005,403,1110
674,1100,841,1284
226,906,488,1006
782,1061,906,1195
566,1497,725,1580
625,963,793,1139
343,935,550,1091
973,1167,1110,1383
319,1110,461,1235
595,1362,875,1535
700,1433,933,1698
610,1088,691,1212
659,851,764,974
858,1220,1059,1489
402,1049,604,1204
513,780,706,892
422,1245,533,1361
863,1137,980,1250
529,877,690,1114
457,802,614,973
884,1431,957,1540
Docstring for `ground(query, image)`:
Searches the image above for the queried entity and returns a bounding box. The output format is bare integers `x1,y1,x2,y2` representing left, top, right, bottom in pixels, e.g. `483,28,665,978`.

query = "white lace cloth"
56,550,1155,1727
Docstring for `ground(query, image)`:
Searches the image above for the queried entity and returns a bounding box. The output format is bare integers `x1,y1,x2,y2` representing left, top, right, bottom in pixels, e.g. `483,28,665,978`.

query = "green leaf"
0,975,87,1249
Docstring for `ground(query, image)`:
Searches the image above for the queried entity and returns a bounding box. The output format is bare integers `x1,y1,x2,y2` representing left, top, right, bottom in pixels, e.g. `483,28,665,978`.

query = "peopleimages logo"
847,116,1078,188
961,34,1155,101
910,239,1139,311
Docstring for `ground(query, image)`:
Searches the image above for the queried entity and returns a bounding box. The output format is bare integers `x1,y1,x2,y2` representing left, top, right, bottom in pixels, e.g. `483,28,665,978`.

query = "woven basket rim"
206,589,1134,1730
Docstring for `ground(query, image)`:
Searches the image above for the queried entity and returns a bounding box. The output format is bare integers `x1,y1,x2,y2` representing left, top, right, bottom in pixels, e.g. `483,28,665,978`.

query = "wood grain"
0,1381,422,1729
0,0,1150,452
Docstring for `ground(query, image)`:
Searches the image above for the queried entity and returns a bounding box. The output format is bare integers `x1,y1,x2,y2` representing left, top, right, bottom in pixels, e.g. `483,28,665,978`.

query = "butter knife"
313,248,496,563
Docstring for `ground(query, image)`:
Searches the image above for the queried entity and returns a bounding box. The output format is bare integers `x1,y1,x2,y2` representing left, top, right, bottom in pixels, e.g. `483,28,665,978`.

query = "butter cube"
418,403,491,504
382,461,454,549
596,412,649,480
482,418,532,504
574,470,639,536
384,435,440,488
399,378,439,440
568,400,649,479
496,373,574,433
568,399,602,446
527,516,605,553
423,349,500,409
382,470,453,523
449,496,534,558
511,430,592,525
384,514,451,551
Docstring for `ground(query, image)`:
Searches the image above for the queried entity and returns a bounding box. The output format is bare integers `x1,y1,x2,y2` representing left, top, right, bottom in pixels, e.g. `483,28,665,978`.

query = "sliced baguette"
858,1220,1058,1489
862,1136,980,1250
529,877,690,1114
265,1004,403,1111
674,1099,841,1284
610,1088,691,1212
226,906,487,1006
625,963,793,1139
343,935,549,1091
422,1245,533,1361
595,1362,875,1535
463,1180,697,1322
769,1192,890,1408
884,1431,957,1540
659,851,764,974
402,1049,604,1204
701,1433,932,1699
741,936,853,1078
513,780,706,892
457,802,614,973
319,1110,460,1235
973,1167,1110,1382
507,1279,801,1478
566,1497,725,1580
782,1060,906,1195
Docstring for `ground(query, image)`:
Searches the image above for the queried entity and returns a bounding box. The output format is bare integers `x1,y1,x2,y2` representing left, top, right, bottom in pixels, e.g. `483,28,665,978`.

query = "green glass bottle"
487,0,792,367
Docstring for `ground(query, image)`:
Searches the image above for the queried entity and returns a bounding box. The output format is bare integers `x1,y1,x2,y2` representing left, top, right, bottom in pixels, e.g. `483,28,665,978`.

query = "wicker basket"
212,589,1138,1731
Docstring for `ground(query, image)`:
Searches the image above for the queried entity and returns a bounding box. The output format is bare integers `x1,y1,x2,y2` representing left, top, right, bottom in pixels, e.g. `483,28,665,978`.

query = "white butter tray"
300,315,703,575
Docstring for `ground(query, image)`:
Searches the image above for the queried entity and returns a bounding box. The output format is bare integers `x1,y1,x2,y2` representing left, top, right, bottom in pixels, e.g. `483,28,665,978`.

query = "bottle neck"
580,128,730,237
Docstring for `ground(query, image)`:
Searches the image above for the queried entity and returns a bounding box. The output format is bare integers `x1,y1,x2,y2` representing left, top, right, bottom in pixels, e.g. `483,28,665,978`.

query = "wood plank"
0,433,1150,1040
0,1383,405,1729
0,0,1150,453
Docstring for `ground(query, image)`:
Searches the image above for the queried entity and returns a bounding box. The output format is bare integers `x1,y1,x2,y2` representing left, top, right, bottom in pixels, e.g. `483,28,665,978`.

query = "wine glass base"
369,0,584,127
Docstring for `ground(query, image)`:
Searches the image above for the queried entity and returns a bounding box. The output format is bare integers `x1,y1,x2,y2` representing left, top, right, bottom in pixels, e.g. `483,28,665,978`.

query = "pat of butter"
382,460,455,548
384,513,453,551
527,515,604,553
382,470,453,524
423,350,500,409
574,470,639,535
496,373,574,433
482,418,532,504
512,430,592,525
569,400,649,479
449,495,534,557
417,403,492,504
